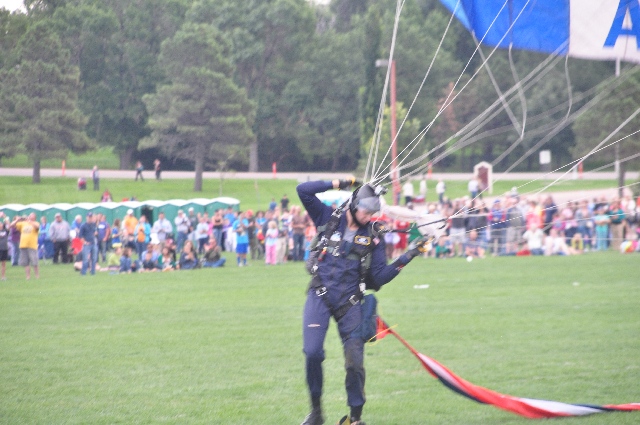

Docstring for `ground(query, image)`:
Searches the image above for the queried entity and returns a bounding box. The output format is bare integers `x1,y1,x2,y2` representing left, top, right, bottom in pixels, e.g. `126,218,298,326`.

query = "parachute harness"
306,197,376,322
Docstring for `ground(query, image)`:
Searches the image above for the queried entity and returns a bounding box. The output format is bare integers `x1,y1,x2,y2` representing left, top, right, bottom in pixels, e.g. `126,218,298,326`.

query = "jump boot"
301,406,324,425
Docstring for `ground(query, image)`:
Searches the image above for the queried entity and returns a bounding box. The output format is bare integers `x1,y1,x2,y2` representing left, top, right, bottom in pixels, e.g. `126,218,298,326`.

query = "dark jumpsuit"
297,181,410,410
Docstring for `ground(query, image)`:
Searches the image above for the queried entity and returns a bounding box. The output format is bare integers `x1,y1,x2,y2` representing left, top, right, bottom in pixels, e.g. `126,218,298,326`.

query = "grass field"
1,148,121,171
0,252,638,424
0,176,631,213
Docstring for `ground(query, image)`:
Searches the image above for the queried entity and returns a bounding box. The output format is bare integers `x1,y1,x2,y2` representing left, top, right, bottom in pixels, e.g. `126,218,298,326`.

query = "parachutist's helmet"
349,184,387,225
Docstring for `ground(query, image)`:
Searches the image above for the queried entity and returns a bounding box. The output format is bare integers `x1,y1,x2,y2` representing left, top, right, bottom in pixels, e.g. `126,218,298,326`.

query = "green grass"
0,252,638,424
0,177,298,213
0,148,121,170
405,178,630,202
0,176,629,214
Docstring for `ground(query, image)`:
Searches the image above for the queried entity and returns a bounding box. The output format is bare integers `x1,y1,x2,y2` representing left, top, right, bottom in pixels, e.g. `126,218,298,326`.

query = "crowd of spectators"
395,185,640,259
0,193,320,276
2,182,638,279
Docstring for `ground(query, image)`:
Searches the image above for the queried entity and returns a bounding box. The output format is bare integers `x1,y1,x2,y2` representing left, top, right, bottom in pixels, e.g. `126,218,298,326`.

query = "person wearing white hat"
123,209,138,236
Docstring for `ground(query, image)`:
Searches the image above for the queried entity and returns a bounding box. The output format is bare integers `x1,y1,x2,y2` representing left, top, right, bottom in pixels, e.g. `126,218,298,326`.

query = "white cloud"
0,0,25,12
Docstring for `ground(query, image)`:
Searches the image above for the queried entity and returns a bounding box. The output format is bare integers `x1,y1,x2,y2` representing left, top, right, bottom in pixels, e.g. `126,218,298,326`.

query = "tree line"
0,0,637,189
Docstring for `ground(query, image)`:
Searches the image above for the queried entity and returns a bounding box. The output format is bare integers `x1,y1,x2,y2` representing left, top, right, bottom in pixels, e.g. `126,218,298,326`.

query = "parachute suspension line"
365,0,405,184
458,181,640,240
588,149,640,173
488,42,528,166
454,69,636,211
563,54,573,121
448,71,637,218
459,126,640,220
532,108,640,198
495,52,572,168
371,0,521,186
371,0,462,182
391,0,535,179
502,69,636,174
391,40,567,185
507,0,527,139
428,48,566,170
464,65,638,204
473,34,522,135
504,129,640,201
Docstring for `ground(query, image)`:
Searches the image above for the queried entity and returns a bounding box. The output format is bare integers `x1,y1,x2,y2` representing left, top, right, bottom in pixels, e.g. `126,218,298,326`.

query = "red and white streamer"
376,318,640,419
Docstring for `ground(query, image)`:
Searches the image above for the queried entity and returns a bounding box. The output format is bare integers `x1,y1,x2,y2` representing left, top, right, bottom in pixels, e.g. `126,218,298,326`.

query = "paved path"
2,167,634,206
1,167,636,182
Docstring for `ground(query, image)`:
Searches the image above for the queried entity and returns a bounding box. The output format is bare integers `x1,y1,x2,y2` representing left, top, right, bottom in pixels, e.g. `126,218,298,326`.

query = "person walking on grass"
154,158,162,180
92,165,100,191
11,213,40,280
134,161,144,181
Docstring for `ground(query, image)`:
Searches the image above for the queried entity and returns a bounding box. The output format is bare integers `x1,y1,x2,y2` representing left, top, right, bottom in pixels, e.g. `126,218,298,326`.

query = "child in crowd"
544,228,570,256
141,251,157,272
569,232,584,255
105,243,122,273
119,247,136,273
593,206,610,251
264,220,279,265
234,221,249,267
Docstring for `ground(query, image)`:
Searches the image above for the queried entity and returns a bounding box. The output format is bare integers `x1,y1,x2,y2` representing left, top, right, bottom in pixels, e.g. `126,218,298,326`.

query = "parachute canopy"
440,0,640,64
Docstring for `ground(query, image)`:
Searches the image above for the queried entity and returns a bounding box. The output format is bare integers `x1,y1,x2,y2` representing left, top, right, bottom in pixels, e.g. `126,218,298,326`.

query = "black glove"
405,236,431,260
338,177,361,190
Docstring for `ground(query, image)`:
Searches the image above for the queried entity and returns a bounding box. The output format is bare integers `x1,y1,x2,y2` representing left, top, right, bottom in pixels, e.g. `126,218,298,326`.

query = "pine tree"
0,21,92,183
143,23,255,192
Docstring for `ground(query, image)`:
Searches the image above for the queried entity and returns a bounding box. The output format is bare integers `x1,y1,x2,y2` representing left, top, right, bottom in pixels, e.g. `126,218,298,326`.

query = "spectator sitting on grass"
434,235,453,258
120,247,137,273
521,223,545,256
569,232,584,255
464,229,485,259
74,260,102,272
178,240,198,270
140,251,158,272
202,237,226,268
544,228,570,256
105,243,122,273
157,245,176,271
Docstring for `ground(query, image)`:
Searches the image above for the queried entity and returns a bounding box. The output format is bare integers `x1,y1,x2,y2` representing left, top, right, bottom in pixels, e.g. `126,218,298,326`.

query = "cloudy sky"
0,0,24,12
0,1,332,12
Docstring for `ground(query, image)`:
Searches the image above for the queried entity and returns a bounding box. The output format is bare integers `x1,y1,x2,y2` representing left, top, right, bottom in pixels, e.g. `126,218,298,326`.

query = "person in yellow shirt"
12,213,40,280
122,209,139,236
